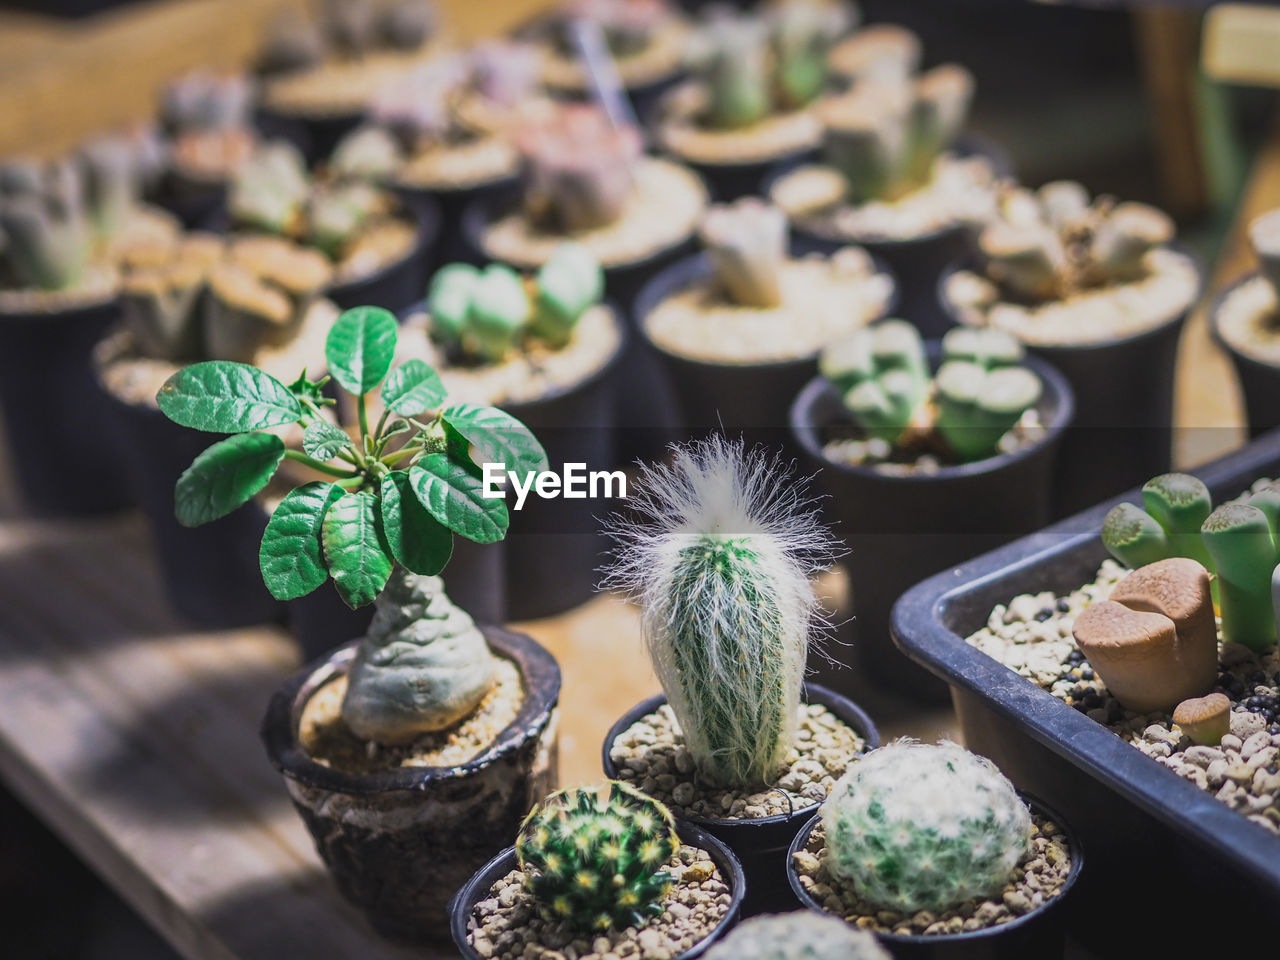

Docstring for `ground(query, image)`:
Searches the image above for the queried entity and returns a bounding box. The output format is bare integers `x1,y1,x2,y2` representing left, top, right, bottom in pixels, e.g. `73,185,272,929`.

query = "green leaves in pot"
156,304,549,609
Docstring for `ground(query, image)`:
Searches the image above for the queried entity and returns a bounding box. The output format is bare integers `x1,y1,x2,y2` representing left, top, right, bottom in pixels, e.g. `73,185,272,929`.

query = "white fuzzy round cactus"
705,912,890,960
821,741,1032,913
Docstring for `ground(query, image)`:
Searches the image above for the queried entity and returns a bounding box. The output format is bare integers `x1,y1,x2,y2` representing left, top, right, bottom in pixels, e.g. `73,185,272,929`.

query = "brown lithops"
1073,557,1217,714
1172,693,1231,746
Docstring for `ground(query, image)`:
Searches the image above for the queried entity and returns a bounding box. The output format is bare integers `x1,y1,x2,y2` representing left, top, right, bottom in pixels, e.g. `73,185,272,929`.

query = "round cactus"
516,781,680,933
821,741,1031,913
704,912,890,960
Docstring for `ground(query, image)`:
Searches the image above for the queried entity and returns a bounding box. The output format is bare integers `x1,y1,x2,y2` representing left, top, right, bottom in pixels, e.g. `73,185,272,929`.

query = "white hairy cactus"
704,911,890,960
603,437,837,787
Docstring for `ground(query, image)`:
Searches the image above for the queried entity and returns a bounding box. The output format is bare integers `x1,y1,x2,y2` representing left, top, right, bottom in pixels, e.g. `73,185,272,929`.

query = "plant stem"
382,446,420,467
283,449,361,479
374,408,390,441
358,394,370,443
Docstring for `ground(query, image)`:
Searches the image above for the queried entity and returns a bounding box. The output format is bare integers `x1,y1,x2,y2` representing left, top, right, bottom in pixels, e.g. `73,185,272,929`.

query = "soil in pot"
263,623,562,944
940,180,1201,516
460,833,738,960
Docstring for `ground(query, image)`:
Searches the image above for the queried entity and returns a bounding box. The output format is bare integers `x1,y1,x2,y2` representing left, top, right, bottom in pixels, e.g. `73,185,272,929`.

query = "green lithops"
466,264,529,361
532,243,604,347
1101,473,1214,572
603,437,836,788
822,740,1032,914
1101,502,1172,571
933,328,1040,462
704,912,890,960
229,141,310,234
695,16,772,131
0,158,91,291
516,781,680,933
820,319,929,445
1202,503,1278,652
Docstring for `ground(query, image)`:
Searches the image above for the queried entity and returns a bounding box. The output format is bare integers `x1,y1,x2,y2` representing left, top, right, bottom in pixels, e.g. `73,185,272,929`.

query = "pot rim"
1207,270,1279,375
449,822,746,960
260,624,561,795
601,684,881,830
935,246,1206,357
784,791,1084,945
0,290,121,325
788,346,1075,486
633,247,900,372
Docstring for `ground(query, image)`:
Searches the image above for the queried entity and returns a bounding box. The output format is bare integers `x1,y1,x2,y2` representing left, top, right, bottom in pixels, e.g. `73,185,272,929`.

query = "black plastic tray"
891,431,1280,954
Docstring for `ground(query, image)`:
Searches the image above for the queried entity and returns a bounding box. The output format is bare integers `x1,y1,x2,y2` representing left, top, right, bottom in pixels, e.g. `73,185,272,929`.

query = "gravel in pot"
0,142,183,516
786,741,1082,960
635,197,895,454
939,180,1202,516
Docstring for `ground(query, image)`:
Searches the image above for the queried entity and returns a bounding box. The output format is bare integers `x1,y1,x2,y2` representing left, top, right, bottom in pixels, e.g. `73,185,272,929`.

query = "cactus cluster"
816,61,974,204
691,2,853,130
704,912,890,960
1102,473,1280,652
258,0,436,74
121,233,332,363
603,437,837,788
515,781,679,932
698,197,788,309
518,105,643,232
978,181,1175,303
427,243,602,362
819,321,1041,462
821,740,1032,914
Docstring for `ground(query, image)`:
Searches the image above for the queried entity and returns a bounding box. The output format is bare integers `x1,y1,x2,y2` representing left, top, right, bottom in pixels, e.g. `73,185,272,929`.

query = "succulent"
306,182,380,258
120,233,222,360
1202,502,1278,652
80,135,148,239
934,328,1041,462
258,8,327,75
691,13,772,131
471,40,541,108
161,70,254,134
704,912,890,960
1250,209,1280,301
0,158,90,290
531,242,605,347
819,319,929,444
769,1,854,111
518,105,643,232
1101,474,1214,572
368,59,464,150
821,740,1032,914
698,197,787,309
229,141,311,235
978,182,1175,302
515,781,679,932
818,63,974,204
342,566,495,744
603,437,837,788
827,23,922,85
330,126,403,183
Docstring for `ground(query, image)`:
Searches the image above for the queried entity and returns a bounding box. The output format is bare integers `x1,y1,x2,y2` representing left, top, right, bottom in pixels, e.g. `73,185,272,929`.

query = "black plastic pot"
148,171,231,233
262,627,562,944
326,202,439,314
98,377,284,629
392,174,517,273
286,537,508,661
790,347,1073,702
1210,273,1280,440
450,823,744,959
0,297,134,517
769,135,1011,339
602,685,879,917
634,246,896,458
462,191,697,466
938,255,1202,518
786,794,1083,960
891,431,1280,956
254,106,363,167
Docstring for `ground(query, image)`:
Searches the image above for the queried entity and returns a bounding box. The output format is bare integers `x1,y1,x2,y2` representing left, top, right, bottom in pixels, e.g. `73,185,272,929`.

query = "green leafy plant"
515,780,680,933
156,304,548,609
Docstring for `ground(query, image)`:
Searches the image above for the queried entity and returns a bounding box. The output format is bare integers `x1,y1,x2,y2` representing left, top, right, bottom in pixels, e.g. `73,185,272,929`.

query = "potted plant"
766,50,999,336
1210,207,1280,438
825,21,922,87
330,43,558,265
702,910,892,960
600,437,880,914
229,139,435,313
394,243,625,618
939,180,1202,515
890,437,1280,955
790,320,1072,700
254,0,447,162
653,2,853,202
464,101,707,461
152,69,258,230
517,0,691,125
635,196,895,452
0,141,180,516
95,231,337,628
154,303,561,941
786,740,1082,960
451,781,745,959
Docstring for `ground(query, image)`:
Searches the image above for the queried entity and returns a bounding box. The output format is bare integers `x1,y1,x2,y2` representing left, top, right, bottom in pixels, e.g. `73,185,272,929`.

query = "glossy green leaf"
259,482,344,600
380,358,446,416
442,402,549,476
409,454,509,543
325,306,398,396
157,361,301,433
174,432,285,527
303,420,351,461
321,491,394,608
380,471,453,576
